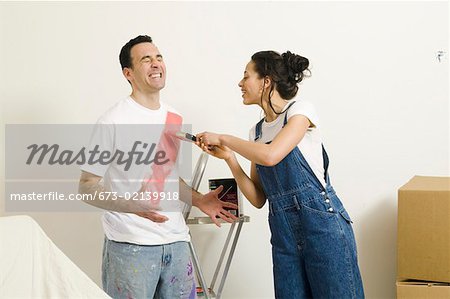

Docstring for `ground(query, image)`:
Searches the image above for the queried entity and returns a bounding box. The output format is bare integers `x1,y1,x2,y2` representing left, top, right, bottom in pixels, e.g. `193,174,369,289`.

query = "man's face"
125,42,166,93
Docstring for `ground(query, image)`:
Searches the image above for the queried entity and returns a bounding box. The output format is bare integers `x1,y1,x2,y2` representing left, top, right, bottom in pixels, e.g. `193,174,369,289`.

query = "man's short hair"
119,35,153,70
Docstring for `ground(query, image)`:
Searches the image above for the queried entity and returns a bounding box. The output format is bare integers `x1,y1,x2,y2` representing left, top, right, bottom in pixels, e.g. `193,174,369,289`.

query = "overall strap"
281,101,329,184
281,100,330,187
322,144,330,185
254,118,265,141
255,101,297,141
282,101,297,127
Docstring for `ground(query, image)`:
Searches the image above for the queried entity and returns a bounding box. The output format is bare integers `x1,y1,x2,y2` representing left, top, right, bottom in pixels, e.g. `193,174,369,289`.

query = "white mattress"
0,215,110,298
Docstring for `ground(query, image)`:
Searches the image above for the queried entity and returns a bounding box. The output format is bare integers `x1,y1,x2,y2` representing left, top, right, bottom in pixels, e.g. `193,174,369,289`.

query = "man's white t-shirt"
249,100,327,188
81,97,190,245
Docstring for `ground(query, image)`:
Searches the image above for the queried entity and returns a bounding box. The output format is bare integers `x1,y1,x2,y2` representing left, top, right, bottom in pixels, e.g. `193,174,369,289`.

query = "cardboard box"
208,178,242,217
397,176,450,283
397,280,450,298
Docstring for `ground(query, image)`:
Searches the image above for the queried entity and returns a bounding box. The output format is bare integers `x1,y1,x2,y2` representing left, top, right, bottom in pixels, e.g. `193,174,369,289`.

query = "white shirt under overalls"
249,100,326,189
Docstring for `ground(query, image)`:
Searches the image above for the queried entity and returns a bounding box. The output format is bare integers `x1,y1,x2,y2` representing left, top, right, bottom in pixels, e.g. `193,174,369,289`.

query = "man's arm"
179,178,238,227
78,170,168,223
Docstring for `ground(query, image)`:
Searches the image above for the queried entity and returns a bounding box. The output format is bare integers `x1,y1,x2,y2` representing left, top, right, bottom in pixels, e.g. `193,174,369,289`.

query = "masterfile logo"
26,141,170,171
5,124,193,212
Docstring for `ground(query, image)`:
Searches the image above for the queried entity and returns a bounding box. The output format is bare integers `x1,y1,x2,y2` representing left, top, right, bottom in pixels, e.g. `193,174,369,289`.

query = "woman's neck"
262,94,288,122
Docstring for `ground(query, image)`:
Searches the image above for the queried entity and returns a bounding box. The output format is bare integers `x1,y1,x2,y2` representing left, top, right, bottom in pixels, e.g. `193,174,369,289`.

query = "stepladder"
183,152,250,299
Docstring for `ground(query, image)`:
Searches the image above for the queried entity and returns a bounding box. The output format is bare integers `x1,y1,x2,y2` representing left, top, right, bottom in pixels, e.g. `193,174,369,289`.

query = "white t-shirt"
249,100,326,188
81,97,190,245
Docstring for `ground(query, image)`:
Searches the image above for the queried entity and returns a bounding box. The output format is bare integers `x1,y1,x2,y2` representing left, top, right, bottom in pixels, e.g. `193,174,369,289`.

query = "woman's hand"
196,132,222,146
203,144,234,161
196,132,234,161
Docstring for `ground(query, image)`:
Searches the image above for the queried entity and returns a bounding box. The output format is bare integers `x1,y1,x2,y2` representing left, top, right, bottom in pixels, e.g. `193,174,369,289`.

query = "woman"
196,50,364,298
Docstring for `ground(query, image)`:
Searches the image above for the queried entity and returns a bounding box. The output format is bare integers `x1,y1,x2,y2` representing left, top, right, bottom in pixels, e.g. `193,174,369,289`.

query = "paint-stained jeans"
102,238,196,299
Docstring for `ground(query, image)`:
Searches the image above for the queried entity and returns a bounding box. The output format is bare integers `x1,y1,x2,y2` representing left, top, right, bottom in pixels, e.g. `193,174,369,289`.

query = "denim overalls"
254,102,364,299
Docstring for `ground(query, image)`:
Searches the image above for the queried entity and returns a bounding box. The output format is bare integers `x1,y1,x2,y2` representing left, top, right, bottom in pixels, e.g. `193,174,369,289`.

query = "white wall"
1,2,448,298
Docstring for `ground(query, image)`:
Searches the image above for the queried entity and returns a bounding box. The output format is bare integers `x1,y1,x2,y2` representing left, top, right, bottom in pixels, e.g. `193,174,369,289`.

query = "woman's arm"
199,145,267,209
225,155,267,209
198,114,310,166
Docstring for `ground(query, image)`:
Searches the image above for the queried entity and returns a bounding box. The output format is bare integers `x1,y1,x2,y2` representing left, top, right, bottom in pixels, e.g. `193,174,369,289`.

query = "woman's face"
238,61,264,105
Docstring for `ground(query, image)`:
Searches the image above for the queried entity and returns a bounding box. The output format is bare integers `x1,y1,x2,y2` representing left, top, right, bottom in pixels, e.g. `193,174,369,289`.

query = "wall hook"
437,51,446,62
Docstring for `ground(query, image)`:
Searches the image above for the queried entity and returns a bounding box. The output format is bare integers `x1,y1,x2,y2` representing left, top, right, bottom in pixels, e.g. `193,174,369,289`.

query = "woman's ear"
263,76,272,89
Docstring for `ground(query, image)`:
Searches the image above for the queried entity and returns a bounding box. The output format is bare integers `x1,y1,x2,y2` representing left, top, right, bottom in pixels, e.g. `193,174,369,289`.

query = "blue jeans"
102,238,196,299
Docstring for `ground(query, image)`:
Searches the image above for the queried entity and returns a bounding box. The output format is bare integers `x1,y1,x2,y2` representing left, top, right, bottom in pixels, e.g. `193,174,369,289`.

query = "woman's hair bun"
282,51,309,83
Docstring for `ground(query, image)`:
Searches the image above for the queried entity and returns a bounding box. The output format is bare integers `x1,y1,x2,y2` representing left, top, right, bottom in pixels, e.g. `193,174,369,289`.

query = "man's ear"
122,67,133,82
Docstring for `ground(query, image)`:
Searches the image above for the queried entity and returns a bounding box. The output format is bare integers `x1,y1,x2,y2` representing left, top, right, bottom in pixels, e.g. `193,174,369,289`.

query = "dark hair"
119,35,153,70
251,50,310,114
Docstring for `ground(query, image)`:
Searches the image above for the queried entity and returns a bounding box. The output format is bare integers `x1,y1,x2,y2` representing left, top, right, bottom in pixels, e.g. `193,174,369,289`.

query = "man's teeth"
150,73,161,78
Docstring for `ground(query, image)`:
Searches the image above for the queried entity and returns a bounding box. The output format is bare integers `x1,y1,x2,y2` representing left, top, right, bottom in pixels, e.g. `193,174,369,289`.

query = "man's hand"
133,175,167,222
79,171,169,223
134,211,169,223
195,185,239,227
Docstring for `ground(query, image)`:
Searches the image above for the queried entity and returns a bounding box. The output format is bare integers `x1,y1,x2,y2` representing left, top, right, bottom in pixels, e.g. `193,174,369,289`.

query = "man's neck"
130,90,161,110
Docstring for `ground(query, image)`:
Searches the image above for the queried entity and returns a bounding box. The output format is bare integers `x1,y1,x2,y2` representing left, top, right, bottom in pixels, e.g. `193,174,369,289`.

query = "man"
79,35,237,299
